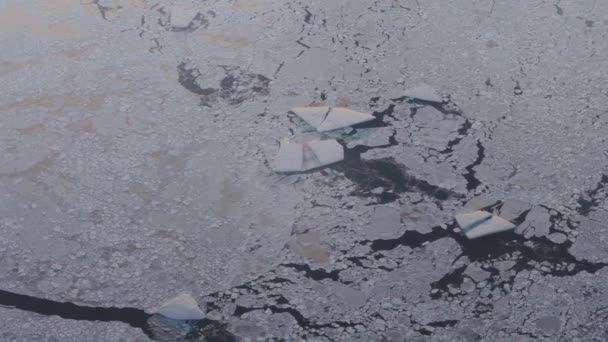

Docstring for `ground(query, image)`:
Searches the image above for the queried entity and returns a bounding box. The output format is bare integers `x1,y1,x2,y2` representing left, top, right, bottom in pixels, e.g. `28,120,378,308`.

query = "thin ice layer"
290,107,330,129
403,84,442,103
307,140,344,166
455,211,492,232
274,142,303,172
464,216,516,239
317,108,375,132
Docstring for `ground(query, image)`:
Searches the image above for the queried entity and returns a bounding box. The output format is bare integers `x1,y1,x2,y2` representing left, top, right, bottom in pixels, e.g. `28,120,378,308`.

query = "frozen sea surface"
1,0,608,341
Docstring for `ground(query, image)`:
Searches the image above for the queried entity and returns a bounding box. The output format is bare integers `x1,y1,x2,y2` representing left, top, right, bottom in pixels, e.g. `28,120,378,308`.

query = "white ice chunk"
307,140,344,167
274,142,304,172
153,293,205,320
317,108,375,132
403,84,442,103
455,211,492,232
290,107,330,129
171,7,199,29
464,216,516,240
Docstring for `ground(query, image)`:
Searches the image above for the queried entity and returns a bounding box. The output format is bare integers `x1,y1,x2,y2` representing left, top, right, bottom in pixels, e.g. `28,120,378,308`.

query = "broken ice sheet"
273,139,344,173
171,7,200,30
289,107,374,132
403,84,443,103
151,293,205,320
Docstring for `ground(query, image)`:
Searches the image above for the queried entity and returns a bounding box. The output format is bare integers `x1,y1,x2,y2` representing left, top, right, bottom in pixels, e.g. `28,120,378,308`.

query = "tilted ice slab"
290,107,330,129
151,293,205,320
464,216,516,239
455,211,492,232
403,84,442,103
455,210,516,239
318,108,375,131
274,139,344,172
307,140,344,166
171,7,200,29
290,107,374,132
274,141,304,173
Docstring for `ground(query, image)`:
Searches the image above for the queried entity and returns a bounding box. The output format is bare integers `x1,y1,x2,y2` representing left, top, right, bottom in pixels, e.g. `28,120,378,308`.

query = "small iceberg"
152,293,205,320
274,139,344,172
455,210,516,239
290,107,374,132
403,84,442,103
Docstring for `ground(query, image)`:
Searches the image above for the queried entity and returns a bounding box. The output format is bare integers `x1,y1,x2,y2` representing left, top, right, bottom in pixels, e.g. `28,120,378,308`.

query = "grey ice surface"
1,0,608,341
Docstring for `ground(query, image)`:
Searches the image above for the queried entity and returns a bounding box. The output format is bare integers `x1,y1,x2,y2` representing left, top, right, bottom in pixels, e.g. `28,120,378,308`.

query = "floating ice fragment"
171,7,199,29
464,215,516,240
307,140,344,166
455,211,492,232
289,107,374,132
153,293,205,320
274,141,304,172
290,107,330,129
403,84,442,103
273,139,344,172
317,108,375,132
